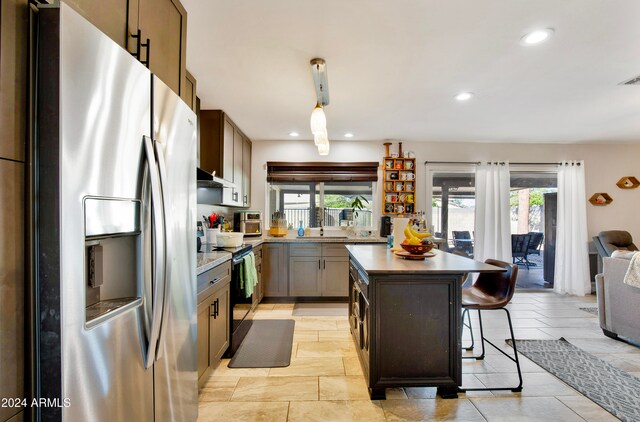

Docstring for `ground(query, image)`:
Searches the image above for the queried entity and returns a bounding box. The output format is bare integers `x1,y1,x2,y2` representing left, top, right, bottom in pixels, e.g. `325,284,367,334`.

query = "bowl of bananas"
401,222,434,254
400,241,434,255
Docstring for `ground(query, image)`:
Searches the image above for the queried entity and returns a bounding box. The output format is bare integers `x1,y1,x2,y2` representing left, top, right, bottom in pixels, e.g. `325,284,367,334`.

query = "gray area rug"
292,302,348,316
579,306,599,316
507,338,640,422
228,319,295,368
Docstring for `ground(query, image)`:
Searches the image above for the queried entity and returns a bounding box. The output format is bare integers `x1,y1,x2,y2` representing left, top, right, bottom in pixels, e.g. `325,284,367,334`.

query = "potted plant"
349,195,370,228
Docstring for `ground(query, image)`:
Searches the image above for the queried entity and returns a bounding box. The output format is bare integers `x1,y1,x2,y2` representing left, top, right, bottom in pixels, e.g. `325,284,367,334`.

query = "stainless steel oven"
234,211,262,237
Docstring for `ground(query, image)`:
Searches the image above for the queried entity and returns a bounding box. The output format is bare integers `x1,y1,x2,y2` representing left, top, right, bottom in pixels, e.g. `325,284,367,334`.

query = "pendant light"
310,103,327,135
310,58,330,155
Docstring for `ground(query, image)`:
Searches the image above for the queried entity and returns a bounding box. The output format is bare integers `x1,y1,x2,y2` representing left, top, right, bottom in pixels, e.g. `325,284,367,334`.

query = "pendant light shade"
310,103,327,135
313,130,328,146
317,142,330,156
310,58,331,155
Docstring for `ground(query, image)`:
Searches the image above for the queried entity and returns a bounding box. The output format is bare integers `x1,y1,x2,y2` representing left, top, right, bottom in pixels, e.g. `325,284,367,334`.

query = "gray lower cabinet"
289,256,322,296
263,244,288,297
262,242,369,298
321,256,349,296
289,243,350,297
197,263,231,388
210,283,230,360
197,298,212,386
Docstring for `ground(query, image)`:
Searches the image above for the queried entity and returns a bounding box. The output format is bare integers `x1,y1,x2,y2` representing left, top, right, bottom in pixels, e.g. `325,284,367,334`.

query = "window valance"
266,162,379,182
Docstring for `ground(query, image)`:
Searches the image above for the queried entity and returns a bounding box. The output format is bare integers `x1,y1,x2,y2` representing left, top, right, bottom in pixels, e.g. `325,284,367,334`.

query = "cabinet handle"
212,299,219,319
244,195,248,204
323,259,326,270
318,259,321,270
130,29,150,67
210,276,220,285
233,191,239,202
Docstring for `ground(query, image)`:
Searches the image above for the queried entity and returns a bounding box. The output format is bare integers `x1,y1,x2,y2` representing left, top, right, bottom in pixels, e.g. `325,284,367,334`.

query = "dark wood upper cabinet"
136,0,186,98
242,138,252,206
233,127,244,196
64,0,134,49
0,0,29,162
199,110,252,207
223,117,235,180
184,71,197,112
64,0,187,100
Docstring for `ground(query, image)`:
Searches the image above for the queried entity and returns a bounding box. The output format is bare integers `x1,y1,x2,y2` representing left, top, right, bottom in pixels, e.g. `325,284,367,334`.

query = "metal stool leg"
504,308,523,392
462,308,485,360
459,307,523,393
476,309,485,360
461,308,475,351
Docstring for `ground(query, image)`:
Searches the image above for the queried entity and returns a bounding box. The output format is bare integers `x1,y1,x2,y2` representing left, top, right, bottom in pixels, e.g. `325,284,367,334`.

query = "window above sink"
266,161,379,230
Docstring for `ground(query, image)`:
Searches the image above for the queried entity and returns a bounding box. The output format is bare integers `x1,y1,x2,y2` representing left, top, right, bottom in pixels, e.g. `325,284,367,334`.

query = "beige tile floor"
198,292,637,421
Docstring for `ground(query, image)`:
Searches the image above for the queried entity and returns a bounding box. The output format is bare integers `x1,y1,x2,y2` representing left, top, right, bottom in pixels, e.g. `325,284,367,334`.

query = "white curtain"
554,161,591,296
474,162,512,263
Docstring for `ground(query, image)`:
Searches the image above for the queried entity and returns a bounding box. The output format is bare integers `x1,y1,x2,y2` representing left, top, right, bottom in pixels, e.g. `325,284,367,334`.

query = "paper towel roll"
392,217,410,249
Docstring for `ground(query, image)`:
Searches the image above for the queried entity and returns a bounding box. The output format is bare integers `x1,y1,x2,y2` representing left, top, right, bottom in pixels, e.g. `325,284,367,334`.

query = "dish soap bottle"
297,220,305,237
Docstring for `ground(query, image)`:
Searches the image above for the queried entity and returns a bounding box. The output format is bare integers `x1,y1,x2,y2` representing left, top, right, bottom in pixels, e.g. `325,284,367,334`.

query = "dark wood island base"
345,245,504,400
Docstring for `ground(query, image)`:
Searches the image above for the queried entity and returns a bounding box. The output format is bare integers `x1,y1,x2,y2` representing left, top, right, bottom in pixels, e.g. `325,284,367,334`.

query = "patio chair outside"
527,232,544,256
452,231,474,256
512,233,533,270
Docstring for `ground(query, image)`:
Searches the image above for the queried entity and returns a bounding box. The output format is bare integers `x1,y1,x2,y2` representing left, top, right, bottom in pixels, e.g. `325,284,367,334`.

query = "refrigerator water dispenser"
84,197,142,326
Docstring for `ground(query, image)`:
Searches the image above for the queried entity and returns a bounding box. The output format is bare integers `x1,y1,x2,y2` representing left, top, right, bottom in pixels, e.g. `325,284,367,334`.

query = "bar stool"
460,259,523,393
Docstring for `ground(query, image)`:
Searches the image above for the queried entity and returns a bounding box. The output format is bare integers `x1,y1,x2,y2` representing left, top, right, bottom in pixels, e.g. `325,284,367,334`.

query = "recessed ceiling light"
520,28,554,46
289,131,300,137
344,132,354,138
455,92,474,102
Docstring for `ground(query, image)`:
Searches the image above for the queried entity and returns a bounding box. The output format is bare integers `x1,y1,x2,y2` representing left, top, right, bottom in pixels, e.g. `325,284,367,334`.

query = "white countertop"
196,248,232,275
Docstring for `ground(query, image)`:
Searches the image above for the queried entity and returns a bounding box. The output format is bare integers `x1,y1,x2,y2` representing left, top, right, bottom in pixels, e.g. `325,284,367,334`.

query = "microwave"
234,211,262,237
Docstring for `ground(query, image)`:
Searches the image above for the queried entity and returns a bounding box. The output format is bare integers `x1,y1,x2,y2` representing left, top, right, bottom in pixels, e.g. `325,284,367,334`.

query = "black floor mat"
228,319,295,368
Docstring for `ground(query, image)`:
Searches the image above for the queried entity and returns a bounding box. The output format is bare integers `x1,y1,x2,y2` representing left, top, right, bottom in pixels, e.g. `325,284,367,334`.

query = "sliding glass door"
509,171,558,289
427,165,559,289
427,166,476,257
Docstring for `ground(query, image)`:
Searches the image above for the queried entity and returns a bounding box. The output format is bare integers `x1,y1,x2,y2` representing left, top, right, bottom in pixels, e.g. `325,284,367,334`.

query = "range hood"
197,167,236,188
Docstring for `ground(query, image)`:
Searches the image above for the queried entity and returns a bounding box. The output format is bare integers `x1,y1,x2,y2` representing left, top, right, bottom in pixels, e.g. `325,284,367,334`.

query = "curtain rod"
424,161,580,166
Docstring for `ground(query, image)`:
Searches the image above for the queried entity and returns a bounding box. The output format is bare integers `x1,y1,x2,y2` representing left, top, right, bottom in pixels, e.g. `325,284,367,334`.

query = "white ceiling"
182,0,640,143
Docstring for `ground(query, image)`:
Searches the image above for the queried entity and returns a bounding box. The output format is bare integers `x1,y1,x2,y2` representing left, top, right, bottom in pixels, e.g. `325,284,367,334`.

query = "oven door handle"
232,251,252,265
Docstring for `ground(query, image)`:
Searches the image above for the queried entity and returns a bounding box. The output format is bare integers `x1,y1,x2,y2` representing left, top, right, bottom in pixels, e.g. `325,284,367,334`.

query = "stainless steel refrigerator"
34,3,197,421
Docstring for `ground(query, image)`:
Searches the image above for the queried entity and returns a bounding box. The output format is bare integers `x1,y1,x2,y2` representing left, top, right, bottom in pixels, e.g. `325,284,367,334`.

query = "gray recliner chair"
593,230,638,273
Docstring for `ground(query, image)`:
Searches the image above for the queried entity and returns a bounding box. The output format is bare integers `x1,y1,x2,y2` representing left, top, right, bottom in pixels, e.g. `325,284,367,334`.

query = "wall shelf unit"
382,157,416,215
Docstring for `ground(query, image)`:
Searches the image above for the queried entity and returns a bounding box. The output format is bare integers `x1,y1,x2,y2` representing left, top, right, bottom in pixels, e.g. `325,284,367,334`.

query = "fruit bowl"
400,242,434,255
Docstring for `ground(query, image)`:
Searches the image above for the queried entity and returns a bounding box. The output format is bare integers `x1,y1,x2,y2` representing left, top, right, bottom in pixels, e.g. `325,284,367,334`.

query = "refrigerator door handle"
143,135,167,369
153,138,172,361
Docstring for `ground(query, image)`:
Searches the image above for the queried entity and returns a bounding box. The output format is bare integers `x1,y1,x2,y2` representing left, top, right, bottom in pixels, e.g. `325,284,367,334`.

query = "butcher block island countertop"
344,244,504,400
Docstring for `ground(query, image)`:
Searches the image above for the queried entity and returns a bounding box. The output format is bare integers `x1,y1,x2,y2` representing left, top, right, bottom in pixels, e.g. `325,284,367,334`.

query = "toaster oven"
234,211,262,237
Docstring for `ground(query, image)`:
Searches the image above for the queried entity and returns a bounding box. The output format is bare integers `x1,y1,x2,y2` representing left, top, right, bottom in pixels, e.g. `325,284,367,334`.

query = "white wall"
251,140,640,241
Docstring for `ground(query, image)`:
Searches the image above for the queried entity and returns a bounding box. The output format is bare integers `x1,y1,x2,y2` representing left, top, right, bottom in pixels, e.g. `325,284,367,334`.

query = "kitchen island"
345,244,504,399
